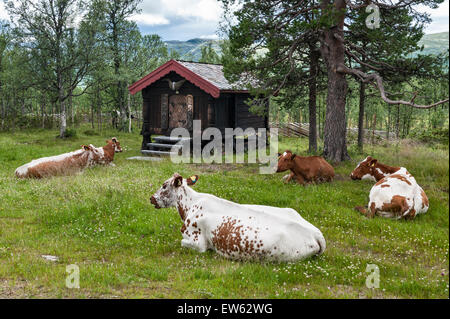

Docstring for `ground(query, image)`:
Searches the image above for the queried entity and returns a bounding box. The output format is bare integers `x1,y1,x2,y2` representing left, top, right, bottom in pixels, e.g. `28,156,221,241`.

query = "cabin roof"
128,59,249,98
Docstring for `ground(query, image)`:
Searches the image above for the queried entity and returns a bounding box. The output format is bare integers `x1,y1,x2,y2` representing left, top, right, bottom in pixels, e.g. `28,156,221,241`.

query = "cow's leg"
403,208,416,220
294,174,306,185
181,236,208,253
283,172,295,183
354,206,367,215
355,202,376,218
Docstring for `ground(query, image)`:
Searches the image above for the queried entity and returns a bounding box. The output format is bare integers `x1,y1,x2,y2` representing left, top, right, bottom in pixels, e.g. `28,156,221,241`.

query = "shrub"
409,127,449,144
83,129,99,136
63,128,77,138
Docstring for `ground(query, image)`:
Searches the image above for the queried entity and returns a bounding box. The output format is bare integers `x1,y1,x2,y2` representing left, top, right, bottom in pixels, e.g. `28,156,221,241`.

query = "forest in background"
0,0,449,158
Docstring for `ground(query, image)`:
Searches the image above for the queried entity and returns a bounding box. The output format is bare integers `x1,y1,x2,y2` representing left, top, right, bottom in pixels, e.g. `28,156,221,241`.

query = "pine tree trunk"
357,81,365,151
308,46,319,153
91,101,94,129
128,90,132,133
395,105,400,139
319,0,350,162
387,104,391,140
323,69,350,162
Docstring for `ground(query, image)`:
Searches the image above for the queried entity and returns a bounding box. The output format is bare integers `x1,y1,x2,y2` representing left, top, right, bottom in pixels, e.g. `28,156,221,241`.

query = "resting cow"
91,137,123,166
15,145,101,178
350,156,429,220
150,173,326,262
15,137,123,178
277,150,335,185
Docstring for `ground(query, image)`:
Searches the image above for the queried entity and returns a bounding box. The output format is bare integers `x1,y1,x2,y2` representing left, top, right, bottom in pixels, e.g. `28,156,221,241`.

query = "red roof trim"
128,59,221,98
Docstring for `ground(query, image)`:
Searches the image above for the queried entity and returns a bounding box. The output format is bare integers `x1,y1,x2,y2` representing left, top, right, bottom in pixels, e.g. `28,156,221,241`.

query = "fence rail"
271,122,397,140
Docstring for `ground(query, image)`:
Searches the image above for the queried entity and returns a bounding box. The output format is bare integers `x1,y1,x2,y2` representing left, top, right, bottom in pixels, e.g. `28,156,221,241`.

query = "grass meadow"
0,126,448,298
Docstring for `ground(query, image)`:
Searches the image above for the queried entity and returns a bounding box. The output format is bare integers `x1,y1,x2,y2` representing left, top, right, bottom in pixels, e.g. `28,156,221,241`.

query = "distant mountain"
164,38,222,61
164,32,448,63
417,32,449,56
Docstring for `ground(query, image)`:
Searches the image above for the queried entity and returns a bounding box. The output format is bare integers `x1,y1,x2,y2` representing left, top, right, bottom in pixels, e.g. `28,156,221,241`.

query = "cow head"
150,173,198,209
276,150,296,172
107,137,123,153
82,144,103,163
350,156,378,181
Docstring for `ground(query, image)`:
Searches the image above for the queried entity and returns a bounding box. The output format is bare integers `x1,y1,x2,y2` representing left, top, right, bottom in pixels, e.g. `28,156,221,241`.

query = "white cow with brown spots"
350,156,429,220
150,173,326,262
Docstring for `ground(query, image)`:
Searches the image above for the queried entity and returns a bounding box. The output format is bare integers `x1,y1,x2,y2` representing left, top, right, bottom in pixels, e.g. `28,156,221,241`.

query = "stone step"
141,150,178,157
147,142,183,150
152,136,191,144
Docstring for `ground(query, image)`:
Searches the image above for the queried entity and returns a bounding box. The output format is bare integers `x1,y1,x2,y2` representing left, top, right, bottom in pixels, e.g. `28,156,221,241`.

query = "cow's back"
294,156,334,182
369,172,428,218
15,150,89,178
194,198,325,261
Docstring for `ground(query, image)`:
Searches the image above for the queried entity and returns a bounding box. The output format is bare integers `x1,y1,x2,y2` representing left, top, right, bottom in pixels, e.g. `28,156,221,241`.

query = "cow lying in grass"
91,137,123,166
276,150,335,185
351,156,429,220
150,173,326,262
15,137,122,178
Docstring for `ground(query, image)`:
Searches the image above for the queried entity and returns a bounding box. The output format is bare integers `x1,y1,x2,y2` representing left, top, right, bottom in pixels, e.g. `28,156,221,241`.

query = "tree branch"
337,64,449,109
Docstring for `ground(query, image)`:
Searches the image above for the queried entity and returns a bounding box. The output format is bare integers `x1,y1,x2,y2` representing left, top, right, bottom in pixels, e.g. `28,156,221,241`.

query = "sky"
1,0,449,41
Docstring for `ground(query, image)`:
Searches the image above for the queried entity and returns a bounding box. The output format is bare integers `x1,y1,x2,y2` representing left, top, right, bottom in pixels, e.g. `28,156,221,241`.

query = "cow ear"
82,145,89,151
112,137,117,143
370,159,378,167
172,174,183,187
291,153,296,160
187,175,199,186
277,153,281,157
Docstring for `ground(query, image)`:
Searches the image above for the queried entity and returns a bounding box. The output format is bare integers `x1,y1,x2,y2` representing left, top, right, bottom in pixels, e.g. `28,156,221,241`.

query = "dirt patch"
334,174,350,182
327,284,400,299
0,278,53,298
191,163,244,173
0,278,175,299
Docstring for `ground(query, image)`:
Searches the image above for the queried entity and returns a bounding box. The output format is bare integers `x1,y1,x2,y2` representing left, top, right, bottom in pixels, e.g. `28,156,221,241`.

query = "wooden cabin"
128,60,269,153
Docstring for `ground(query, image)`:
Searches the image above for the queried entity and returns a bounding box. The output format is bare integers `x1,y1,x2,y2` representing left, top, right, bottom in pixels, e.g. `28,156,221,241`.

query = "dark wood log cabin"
128,60,269,151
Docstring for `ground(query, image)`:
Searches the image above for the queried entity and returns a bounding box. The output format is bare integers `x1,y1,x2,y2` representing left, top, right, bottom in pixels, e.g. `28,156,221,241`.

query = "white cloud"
199,34,219,40
139,0,223,23
418,0,449,33
129,13,170,26
422,0,449,18
0,2,10,21
164,0,222,22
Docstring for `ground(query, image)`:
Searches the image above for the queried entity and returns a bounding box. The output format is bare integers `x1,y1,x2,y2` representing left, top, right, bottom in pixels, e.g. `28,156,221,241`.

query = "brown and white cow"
350,156,429,220
15,145,101,178
90,137,123,166
276,150,335,185
150,173,326,262
15,137,123,178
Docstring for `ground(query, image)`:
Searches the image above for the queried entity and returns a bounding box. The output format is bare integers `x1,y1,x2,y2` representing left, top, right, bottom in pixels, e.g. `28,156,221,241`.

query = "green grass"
0,126,448,298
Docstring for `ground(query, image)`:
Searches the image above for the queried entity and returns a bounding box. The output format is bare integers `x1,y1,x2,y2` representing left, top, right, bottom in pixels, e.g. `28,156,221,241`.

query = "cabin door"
168,94,193,131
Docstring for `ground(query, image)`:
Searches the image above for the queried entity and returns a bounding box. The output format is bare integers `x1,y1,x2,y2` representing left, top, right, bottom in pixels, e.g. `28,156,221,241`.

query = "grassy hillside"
0,126,448,298
165,38,223,61
418,32,449,56
166,32,449,62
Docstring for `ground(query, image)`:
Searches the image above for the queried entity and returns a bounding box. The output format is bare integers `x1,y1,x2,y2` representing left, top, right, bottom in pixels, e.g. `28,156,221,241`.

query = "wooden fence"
271,122,396,140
